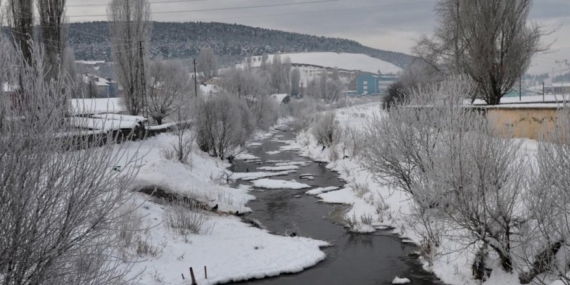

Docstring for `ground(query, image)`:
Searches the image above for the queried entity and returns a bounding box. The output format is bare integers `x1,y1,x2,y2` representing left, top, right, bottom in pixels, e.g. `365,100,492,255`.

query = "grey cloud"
66,0,569,68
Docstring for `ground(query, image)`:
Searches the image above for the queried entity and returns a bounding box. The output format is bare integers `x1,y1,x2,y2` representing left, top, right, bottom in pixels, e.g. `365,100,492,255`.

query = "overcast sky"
66,0,570,75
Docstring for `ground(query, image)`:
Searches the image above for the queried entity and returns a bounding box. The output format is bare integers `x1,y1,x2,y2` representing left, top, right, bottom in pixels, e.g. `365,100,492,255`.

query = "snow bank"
232,170,297,181
293,102,523,284
306,186,339,195
258,165,299,171
235,153,260,161
117,133,329,284
252,179,311,190
392,276,411,284
125,194,328,285
126,135,254,213
70,98,124,115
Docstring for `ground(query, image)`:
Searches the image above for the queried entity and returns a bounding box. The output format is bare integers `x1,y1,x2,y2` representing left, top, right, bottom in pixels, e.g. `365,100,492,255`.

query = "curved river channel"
230,127,444,285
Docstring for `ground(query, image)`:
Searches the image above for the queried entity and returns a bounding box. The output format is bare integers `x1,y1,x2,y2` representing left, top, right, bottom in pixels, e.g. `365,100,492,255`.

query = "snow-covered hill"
251,52,402,75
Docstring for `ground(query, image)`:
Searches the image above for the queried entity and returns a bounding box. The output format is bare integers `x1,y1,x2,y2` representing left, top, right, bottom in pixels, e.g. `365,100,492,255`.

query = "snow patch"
232,171,297,181
258,165,299,171
306,186,339,195
392,276,411,284
252,179,311,190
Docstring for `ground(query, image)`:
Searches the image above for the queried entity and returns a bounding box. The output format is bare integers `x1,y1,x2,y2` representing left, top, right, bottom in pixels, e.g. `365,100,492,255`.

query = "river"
230,127,443,285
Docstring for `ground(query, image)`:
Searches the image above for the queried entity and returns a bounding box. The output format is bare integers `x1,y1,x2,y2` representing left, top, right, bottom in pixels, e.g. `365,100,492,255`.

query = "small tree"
197,47,217,81
325,68,343,103
382,81,408,109
291,68,301,96
196,94,251,159
319,69,328,100
148,58,191,125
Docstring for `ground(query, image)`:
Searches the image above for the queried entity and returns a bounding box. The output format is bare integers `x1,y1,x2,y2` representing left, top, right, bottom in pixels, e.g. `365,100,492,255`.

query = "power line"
178,1,427,22
67,0,339,18
67,0,206,7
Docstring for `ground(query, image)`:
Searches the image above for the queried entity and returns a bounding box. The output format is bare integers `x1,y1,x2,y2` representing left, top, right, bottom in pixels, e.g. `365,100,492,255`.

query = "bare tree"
0,38,140,285
325,67,343,103
270,54,282,93
108,0,152,115
362,77,525,276
6,0,33,66
291,68,301,96
244,55,253,71
318,69,328,99
219,66,271,99
260,53,269,71
197,47,217,82
37,0,67,81
519,109,570,284
196,94,251,160
414,0,545,105
148,58,191,125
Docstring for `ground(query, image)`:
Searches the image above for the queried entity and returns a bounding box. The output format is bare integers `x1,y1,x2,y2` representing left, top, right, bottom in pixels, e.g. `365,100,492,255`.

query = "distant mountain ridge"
68,21,413,68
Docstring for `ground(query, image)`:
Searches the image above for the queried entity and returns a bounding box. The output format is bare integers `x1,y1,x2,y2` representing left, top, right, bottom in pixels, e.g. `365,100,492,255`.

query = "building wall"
357,74,378,95
485,107,559,140
357,74,398,96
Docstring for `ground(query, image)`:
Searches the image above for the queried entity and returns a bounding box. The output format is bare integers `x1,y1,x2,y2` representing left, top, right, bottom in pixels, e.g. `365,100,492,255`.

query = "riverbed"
231,127,443,285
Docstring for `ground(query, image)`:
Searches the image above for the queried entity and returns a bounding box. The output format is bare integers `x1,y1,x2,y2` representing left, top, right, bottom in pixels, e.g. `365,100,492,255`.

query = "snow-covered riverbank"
289,102,540,285
118,123,328,284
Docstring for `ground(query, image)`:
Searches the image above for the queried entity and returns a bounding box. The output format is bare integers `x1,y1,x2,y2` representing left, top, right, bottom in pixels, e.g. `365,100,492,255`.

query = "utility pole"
543,82,545,102
193,58,198,98
140,41,148,127
519,76,522,102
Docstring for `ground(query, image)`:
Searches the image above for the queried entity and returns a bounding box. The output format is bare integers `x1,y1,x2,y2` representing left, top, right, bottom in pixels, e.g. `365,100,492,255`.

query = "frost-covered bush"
251,97,280,131
311,112,342,148
161,130,194,165
0,41,140,284
166,199,211,242
362,77,525,276
196,94,252,159
382,81,408,110
520,108,570,284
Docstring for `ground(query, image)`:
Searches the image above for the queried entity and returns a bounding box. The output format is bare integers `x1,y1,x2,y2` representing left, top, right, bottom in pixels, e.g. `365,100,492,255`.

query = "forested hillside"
68,21,413,68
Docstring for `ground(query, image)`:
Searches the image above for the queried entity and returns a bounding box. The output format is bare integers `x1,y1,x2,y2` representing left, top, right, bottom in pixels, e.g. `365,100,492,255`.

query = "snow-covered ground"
70,98,125,115
247,52,402,75
251,179,311,190
470,94,570,105
115,122,329,284
289,102,543,285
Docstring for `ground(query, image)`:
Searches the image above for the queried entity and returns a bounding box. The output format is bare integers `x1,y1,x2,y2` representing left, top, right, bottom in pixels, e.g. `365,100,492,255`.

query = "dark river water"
230,127,443,285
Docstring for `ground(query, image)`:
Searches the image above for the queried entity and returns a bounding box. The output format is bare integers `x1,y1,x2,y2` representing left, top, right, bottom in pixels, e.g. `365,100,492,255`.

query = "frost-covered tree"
148,58,191,125
325,67,343,103
197,47,217,81
260,53,269,71
0,37,139,285
6,0,33,66
414,0,545,105
318,69,328,99
520,110,570,284
291,68,301,96
362,77,525,275
108,0,152,115
196,94,252,159
38,0,67,81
